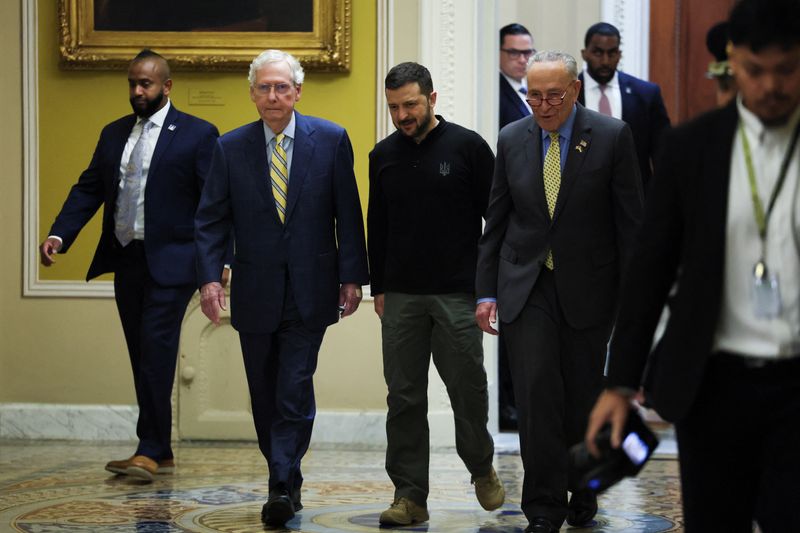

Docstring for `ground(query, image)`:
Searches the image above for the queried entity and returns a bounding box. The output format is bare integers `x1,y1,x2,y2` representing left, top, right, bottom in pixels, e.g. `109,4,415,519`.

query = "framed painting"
58,0,351,71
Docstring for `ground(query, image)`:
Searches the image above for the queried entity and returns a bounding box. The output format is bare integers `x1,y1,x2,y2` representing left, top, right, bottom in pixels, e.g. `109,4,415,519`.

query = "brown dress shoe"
125,455,158,481
105,455,171,480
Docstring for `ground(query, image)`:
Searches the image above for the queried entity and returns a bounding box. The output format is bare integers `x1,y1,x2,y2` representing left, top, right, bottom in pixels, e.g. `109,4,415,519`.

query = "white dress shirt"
117,100,172,240
501,72,532,114
582,69,622,121
713,98,800,359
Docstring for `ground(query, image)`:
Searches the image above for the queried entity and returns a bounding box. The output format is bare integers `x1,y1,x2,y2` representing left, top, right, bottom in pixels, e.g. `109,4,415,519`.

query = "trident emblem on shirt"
439,162,451,176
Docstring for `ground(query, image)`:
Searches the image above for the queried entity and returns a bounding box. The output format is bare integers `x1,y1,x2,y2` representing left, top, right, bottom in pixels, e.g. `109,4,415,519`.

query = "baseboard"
0,403,138,440
0,404,464,448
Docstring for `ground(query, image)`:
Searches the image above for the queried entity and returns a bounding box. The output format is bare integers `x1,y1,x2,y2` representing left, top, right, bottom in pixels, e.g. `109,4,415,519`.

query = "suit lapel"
619,72,634,123
552,105,590,222
285,112,315,223
703,103,739,265
147,105,179,181
244,120,277,221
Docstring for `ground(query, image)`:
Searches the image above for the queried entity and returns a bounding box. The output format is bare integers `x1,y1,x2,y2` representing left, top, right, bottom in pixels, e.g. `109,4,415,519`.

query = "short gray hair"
248,49,305,86
527,50,578,80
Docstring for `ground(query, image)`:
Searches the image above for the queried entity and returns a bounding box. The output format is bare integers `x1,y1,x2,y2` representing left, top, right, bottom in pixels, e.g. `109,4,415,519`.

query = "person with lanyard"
586,0,800,531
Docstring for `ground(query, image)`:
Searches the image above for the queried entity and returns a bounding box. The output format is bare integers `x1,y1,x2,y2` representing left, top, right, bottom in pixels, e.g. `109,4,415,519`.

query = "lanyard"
739,119,800,250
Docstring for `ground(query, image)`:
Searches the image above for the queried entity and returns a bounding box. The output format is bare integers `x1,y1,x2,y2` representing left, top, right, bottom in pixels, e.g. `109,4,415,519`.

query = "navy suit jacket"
195,112,369,333
578,71,670,190
499,73,531,131
476,105,643,328
49,104,219,286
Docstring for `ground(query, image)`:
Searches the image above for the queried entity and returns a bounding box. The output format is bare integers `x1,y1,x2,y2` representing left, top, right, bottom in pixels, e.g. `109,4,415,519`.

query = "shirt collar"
264,111,297,144
140,99,171,128
501,72,526,93
540,104,578,141
583,69,619,91
737,95,800,144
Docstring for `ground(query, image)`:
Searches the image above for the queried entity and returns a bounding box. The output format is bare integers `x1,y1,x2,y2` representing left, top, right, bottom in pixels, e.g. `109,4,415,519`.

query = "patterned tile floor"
0,431,683,532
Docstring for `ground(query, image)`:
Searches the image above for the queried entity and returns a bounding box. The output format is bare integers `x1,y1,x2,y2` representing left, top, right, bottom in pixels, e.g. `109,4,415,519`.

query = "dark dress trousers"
195,111,369,497
606,102,800,532
48,105,219,460
476,105,643,524
499,73,532,131
578,71,670,192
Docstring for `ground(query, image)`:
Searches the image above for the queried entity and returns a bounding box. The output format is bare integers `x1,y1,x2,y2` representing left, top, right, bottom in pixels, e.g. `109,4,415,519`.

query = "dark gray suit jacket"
476,105,644,328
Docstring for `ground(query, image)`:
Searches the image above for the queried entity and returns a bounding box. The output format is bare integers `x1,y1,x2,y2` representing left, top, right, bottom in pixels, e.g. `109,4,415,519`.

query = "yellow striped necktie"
543,131,561,270
270,133,289,223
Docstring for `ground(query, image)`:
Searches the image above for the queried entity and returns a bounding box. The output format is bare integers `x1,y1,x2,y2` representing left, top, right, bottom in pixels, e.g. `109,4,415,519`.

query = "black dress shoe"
567,490,598,527
525,517,559,533
261,490,295,526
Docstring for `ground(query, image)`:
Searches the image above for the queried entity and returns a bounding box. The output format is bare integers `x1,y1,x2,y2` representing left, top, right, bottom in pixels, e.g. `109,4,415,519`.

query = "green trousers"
381,292,495,506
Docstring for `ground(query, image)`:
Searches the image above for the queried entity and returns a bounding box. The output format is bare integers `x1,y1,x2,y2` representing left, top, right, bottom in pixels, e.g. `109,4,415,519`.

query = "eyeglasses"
501,48,535,60
526,87,571,107
253,83,294,96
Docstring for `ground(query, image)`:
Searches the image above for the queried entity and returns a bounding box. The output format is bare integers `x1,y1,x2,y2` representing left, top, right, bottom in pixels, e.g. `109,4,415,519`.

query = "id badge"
751,261,781,319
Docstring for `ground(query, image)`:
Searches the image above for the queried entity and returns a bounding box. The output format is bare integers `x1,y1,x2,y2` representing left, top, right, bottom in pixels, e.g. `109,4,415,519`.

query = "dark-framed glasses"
501,48,535,60
526,88,569,107
253,82,293,96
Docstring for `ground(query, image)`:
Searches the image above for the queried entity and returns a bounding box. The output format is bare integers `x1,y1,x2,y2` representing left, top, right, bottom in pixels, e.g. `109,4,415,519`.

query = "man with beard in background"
40,49,220,481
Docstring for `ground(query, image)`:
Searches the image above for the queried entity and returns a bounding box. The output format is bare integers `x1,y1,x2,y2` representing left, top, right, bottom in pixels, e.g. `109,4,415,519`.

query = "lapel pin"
575,145,583,153
168,124,177,131
626,87,632,94
579,140,587,147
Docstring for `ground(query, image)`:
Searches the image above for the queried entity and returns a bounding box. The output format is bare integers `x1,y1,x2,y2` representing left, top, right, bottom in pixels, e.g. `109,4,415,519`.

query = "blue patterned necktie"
115,119,153,246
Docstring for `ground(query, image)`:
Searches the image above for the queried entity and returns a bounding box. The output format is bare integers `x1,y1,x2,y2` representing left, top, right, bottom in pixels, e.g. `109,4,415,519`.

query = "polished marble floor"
0,431,683,532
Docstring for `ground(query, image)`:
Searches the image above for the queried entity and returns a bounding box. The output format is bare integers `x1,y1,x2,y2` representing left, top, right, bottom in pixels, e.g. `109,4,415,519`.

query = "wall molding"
0,403,467,447
601,0,651,80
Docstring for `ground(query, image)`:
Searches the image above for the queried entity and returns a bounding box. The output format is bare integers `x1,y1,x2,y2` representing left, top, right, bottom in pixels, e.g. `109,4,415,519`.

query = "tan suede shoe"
379,497,429,526
472,466,506,511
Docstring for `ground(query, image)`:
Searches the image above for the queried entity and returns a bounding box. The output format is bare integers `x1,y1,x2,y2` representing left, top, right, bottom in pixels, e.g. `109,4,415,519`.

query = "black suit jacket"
476,105,644,328
606,103,741,422
49,104,219,286
195,112,369,333
578,71,670,190
499,73,531,130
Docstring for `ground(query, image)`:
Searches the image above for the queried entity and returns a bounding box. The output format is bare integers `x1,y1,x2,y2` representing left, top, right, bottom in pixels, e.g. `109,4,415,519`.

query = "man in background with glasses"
195,49,368,528
499,23,535,130
476,51,643,533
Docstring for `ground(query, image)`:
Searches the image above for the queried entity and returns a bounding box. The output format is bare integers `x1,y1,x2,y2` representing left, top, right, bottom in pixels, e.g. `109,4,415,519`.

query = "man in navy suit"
499,23,535,130
195,49,369,527
578,22,670,192
39,50,219,481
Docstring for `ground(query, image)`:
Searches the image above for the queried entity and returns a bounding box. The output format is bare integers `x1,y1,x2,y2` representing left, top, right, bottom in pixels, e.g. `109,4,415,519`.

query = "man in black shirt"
368,62,504,526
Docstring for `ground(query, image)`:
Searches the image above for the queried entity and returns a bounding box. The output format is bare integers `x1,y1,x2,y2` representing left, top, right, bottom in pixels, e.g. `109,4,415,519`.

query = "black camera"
569,408,659,493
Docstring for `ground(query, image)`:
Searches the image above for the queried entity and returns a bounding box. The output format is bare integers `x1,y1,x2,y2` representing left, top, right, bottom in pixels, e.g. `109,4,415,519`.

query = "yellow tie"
270,133,289,223
543,131,561,270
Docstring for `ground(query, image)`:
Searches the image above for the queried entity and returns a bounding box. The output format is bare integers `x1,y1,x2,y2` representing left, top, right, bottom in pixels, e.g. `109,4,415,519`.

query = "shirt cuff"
48,235,63,244
477,297,497,304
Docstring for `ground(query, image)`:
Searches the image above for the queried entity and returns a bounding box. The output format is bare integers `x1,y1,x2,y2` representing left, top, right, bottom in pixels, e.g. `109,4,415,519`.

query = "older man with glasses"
475,50,643,533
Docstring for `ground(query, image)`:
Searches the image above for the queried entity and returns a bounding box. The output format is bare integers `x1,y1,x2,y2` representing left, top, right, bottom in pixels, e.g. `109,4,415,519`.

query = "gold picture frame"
58,0,351,72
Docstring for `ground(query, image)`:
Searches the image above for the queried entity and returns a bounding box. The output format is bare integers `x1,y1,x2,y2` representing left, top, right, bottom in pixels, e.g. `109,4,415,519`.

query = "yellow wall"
39,0,376,281
1,0,386,409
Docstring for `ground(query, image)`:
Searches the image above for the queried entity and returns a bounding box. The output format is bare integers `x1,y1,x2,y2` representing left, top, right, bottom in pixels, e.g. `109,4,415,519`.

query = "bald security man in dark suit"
476,51,643,533
39,50,219,481
578,22,670,193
